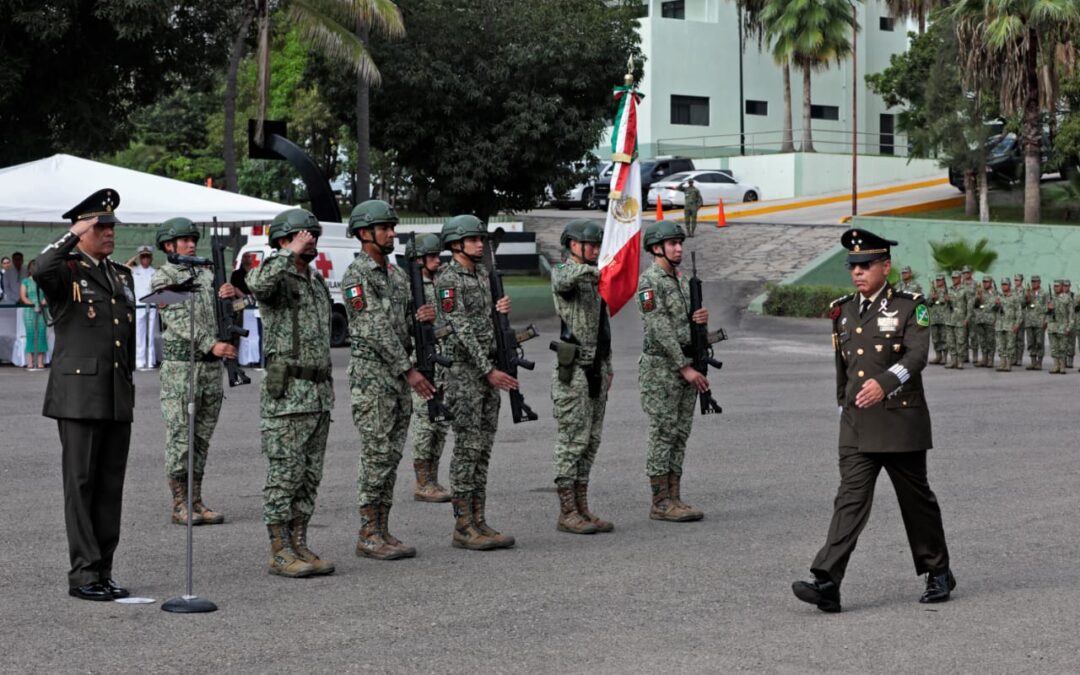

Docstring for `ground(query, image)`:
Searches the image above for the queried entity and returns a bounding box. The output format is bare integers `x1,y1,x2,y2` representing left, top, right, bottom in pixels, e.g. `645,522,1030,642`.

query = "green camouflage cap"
962,265,972,273
983,275,993,282
1031,275,1041,282
950,270,961,277
901,266,912,273
1001,277,1011,285
935,274,946,281
1014,273,1024,280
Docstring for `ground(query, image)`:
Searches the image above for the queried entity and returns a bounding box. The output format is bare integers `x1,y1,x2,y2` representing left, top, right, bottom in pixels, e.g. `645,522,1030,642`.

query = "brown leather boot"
451,495,498,551
378,504,417,558
355,504,407,560
574,481,614,533
267,524,314,578
191,478,224,525
288,515,334,575
649,475,682,521
556,486,598,534
668,473,704,521
473,492,515,548
413,460,451,503
168,478,203,526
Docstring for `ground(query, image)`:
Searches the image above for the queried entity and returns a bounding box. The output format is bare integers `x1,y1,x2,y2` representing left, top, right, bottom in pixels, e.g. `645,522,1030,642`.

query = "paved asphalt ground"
3,273,1079,673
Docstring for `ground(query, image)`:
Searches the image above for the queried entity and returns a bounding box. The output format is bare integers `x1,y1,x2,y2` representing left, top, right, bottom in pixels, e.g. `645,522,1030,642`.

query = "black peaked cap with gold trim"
62,188,121,224
840,228,897,264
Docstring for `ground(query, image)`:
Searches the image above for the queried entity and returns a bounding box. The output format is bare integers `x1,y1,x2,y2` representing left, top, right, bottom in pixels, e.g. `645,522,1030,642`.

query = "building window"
671,95,709,126
745,100,768,116
879,16,895,31
880,114,895,155
810,105,840,121
661,0,685,19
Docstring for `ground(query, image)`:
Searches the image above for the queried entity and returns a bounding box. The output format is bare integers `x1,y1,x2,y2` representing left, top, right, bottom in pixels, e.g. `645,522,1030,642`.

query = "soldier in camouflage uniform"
406,233,453,503
1021,275,1049,370
896,266,923,294
971,275,997,367
342,200,437,560
943,271,970,369
436,215,517,550
1065,279,1076,369
636,220,710,522
1013,274,1027,366
681,179,703,237
927,274,949,364
152,218,243,526
993,278,1021,372
550,220,614,535
1047,279,1074,374
247,209,335,578
961,266,976,363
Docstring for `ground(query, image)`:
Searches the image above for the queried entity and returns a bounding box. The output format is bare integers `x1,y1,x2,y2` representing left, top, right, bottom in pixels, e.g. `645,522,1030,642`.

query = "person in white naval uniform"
128,245,159,369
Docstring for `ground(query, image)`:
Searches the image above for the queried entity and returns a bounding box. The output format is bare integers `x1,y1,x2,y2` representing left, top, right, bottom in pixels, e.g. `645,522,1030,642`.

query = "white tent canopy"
0,154,289,224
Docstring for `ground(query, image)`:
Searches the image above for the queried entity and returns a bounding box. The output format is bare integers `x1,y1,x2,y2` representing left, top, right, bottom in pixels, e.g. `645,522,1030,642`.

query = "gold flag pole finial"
624,55,634,86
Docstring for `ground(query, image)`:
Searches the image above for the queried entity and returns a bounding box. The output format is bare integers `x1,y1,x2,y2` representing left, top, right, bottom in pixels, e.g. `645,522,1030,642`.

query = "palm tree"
885,0,944,33
762,0,857,153
952,0,1080,223
735,0,796,151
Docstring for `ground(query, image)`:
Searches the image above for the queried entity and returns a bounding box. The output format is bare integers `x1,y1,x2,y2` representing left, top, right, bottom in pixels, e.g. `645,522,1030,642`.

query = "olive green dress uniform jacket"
832,285,931,455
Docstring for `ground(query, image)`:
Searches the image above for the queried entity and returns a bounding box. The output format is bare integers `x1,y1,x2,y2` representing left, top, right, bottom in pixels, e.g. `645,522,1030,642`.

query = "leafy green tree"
930,237,998,273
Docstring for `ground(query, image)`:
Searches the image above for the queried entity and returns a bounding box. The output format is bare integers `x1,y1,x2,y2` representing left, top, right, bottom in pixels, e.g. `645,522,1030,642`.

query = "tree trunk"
781,62,795,153
354,20,371,205
978,169,989,222
964,170,976,216
801,65,814,153
223,5,256,193
254,0,271,148
918,10,926,34
1022,26,1041,224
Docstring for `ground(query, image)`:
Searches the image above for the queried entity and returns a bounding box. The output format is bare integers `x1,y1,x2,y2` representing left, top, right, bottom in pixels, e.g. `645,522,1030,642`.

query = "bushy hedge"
763,283,851,318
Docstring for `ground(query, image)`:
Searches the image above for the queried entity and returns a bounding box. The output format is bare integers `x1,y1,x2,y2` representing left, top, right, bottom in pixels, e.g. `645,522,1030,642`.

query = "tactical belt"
285,365,331,383
162,342,219,362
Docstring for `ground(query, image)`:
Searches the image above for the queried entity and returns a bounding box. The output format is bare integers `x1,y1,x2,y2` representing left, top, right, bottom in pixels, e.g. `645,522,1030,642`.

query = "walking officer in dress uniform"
792,229,955,613
36,189,136,601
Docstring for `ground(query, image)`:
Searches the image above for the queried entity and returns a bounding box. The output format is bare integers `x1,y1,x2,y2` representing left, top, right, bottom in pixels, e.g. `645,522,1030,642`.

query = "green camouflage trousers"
684,210,698,237
551,367,608,488
260,412,330,525
640,355,697,477
1049,332,1070,359
1025,327,1046,359
351,368,411,507
930,324,947,357
974,323,995,360
995,330,1017,364
409,388,449,463
945,324,967,359
160,360,223,479
445,364,499,496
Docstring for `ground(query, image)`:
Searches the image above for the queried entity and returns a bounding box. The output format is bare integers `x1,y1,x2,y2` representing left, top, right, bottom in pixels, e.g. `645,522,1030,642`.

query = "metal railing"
655,128,909,159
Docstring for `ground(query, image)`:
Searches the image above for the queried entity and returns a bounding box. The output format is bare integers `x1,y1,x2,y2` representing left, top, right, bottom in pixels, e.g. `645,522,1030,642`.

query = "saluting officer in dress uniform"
792,229,954,613
36,189,136,601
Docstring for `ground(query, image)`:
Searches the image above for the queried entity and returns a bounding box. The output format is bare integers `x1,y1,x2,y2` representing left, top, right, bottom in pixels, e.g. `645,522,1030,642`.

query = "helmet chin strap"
652,243,680,268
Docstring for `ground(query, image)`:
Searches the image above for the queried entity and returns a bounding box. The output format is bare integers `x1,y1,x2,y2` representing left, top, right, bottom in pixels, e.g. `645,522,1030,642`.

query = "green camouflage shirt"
342,250,413,376
551,259,612,370
972,286,997,325
682,185,702,211
637,260,691,370
945,284,971,326
927,285,949,324
993,291,1022,331
151,263,219,360
1022,288,1051,327
247,249,334,416
435,258,495,374
896,280,923,295
1048,291,1074,334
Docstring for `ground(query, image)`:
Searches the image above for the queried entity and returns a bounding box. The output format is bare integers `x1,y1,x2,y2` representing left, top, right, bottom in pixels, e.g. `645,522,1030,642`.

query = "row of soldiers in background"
899,267,1079,373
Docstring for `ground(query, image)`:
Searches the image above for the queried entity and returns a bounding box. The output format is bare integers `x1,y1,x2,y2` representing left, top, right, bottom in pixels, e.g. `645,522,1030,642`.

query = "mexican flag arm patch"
439,287,456,313
638,289,655,313
345,284,365,311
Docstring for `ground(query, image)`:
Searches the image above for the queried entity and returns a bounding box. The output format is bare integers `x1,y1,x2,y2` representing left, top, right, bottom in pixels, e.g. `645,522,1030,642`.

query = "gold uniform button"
902,401,908,406
75,369,81,374
111,298,116,304
114,362,119,368
858,370,865,377
114,340,121,347
855,327,863,334
857,348,864,355
113,319,119,325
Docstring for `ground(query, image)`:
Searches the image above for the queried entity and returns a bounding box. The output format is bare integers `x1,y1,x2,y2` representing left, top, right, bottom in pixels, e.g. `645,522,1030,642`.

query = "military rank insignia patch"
345,284,365,311
915,304,929,327
439,288,456,313
639,289,655,312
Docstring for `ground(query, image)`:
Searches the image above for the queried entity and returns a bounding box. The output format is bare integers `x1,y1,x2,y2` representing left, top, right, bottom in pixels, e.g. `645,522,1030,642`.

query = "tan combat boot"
556,486,598,534
931,352,943,365
1067,356,1074,369
355,504,407,560
668,473,704,521
378,504,417,558
649,475,682,521
451,495,498,551
191,479,224,525
168,478,203,526
413,460,451,503
267,524,314,578
289,515,335,575
995,357,1008,372
473,492,515,548
574,481,614,533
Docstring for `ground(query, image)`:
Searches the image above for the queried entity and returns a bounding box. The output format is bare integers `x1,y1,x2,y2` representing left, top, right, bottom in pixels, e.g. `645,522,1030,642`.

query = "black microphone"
167,253,213,267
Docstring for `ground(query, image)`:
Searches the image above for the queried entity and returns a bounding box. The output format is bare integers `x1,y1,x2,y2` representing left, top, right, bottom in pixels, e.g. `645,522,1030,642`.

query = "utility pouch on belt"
550,340,578,385
265,361,288,399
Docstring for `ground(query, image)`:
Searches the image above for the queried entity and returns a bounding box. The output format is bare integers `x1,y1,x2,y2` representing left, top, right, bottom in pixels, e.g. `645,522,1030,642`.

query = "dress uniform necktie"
860,298,871,316
99,261,114,293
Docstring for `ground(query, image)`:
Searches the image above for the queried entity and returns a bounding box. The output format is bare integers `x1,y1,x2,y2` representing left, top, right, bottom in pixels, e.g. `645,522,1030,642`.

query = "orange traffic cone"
716,198,727,228
655,197,664,221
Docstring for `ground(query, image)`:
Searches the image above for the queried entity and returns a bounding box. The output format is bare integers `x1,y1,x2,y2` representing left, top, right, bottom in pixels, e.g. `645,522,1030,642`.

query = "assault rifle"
688,252,726,415
404,234,454,423
211,240,250,387
483,239,538,423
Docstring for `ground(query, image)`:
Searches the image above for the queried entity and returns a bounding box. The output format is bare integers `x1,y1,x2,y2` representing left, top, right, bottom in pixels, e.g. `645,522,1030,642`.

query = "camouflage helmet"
347,199,398,237
1001,277,1011,286
405,233,443,259
950,270,961,278
935,274,946,282
643,220,685,251
156,217,200,251
560,219,604,249
982,275,993,283
441,215,487,248
268,208,321,249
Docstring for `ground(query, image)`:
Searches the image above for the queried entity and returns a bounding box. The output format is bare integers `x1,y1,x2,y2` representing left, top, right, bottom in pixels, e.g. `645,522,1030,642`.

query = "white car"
646,170,761,208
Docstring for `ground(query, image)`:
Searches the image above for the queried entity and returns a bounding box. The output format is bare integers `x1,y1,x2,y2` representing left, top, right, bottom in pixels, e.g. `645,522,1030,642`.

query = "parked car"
595,156,696,209
647,170,761,208
546,163,608,209
947,132,1078,190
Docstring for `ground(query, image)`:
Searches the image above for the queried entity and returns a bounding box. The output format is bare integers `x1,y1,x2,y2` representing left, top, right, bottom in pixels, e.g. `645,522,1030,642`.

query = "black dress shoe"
68,582,113,602
919,569,956,604
792,578,842,613
101,578,130,599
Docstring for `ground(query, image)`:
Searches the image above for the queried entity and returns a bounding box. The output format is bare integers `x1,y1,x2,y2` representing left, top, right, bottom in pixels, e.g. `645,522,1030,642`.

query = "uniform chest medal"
639,289,655,312
876,301,899,332
344,284,365,311
439,288,456,313
87,306,96,319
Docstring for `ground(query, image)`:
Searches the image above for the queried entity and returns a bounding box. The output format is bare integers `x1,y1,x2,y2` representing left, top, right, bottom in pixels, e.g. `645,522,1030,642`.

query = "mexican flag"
599,81,644,316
